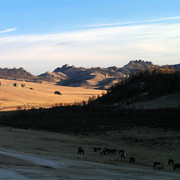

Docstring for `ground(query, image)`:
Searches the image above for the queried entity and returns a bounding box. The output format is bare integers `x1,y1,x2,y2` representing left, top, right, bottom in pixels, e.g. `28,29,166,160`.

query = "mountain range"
0,60,179,89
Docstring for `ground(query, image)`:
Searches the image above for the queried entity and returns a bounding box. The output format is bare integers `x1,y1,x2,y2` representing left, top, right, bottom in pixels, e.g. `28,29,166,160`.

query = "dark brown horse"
129,157,135,163
110,149,116,154
77,147,84,155
100,150,106,155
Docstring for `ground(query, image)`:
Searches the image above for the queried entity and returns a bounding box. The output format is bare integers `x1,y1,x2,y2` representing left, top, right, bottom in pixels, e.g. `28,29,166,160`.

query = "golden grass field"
0,79,103,111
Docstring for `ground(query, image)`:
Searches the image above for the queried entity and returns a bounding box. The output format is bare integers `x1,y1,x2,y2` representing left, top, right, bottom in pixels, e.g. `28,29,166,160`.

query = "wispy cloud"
0,22,180,74
0,28,17,34
83,16,180,28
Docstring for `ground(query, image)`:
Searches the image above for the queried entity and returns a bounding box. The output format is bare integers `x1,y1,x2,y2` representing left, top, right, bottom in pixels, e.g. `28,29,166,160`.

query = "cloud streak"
83,16,180,28
0,28,17,34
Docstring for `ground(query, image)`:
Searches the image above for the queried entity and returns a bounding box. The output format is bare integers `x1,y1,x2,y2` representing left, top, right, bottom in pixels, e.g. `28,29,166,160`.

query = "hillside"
0,60,180,90
93,68,180,108
39,60,154,89
0,67,36,81
40,60,180,89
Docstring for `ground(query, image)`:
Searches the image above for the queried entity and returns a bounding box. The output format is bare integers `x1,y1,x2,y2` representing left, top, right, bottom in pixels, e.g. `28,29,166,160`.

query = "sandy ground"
0,79,103,111
0,127,179,179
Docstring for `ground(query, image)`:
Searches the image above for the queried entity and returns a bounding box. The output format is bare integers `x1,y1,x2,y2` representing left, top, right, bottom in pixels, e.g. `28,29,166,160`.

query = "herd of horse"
153,159,180,171
77,147,180,172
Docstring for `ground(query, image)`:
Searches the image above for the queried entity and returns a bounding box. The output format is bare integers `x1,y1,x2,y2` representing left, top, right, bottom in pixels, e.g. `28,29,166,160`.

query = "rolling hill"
0,60,180,90
39,60,155,89
39,60,180,89
92,68,180,109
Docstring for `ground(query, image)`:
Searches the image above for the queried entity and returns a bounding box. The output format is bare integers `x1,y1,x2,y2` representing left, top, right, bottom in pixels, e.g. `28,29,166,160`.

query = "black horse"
94,147,101,152
121,153,126,159
77,147,84,155
153,162,161,169
168,159,174,165
174,164,180,171
153,162,163,171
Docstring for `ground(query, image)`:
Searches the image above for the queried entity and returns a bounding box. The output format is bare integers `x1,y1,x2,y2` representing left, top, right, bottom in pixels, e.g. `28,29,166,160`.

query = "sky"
0,0,180,75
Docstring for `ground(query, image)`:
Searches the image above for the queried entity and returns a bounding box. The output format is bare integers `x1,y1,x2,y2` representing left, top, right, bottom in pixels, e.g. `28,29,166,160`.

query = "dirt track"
0,149,179,180
0,127,180,179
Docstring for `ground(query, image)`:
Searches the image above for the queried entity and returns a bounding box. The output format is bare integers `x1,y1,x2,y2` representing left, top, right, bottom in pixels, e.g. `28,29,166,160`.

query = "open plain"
0,126,179,179
0,79,102,111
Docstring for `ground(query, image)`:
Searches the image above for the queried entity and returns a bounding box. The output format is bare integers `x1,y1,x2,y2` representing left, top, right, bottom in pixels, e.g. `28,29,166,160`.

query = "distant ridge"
45,60,155,89
40,60,180,89
0,67,35,81
0,60,180,89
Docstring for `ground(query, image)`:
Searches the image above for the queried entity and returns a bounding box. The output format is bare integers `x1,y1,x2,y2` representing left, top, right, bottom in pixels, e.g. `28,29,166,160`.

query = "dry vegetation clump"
54,91,62,95
2,106,180,134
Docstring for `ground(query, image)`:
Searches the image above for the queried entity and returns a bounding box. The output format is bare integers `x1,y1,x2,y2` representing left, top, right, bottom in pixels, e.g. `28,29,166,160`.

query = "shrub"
54,91,62,95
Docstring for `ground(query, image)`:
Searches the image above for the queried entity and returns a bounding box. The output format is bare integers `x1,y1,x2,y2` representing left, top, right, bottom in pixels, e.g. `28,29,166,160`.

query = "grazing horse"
121,153,126,159
153,162,161,169
129,157,135,163
100,150,106,155
94,147,101,152
153,162,163,171
77,147,84,155
100,148,116,155
104,148,111,154
118,150,124,155
154,164,164,171
168,159,174,165
110,149,116,154
174,164,180,171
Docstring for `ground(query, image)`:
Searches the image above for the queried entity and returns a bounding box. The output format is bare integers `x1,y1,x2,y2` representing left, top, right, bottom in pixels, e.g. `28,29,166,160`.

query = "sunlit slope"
0,79,102,110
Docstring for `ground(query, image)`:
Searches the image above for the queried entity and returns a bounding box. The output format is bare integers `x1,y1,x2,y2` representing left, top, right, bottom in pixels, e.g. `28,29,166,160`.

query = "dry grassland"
130,93,180,109
0,79,103,111
0,127,179,179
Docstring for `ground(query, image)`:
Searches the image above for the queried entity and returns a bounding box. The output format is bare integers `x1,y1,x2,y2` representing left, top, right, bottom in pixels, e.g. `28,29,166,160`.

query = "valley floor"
0,79,102,111
0,127,179,179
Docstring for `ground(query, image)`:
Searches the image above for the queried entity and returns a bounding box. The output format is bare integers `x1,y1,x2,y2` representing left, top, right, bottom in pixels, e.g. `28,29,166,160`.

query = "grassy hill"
93,67,180,108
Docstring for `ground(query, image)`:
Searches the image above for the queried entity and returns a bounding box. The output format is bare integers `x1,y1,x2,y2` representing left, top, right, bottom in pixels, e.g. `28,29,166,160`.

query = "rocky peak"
0,67,35,80
124,60,153,69
54,64,76,73
61,64,69,69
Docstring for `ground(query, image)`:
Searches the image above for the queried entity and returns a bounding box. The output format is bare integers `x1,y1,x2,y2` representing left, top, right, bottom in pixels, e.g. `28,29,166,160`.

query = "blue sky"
0,0,180,74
